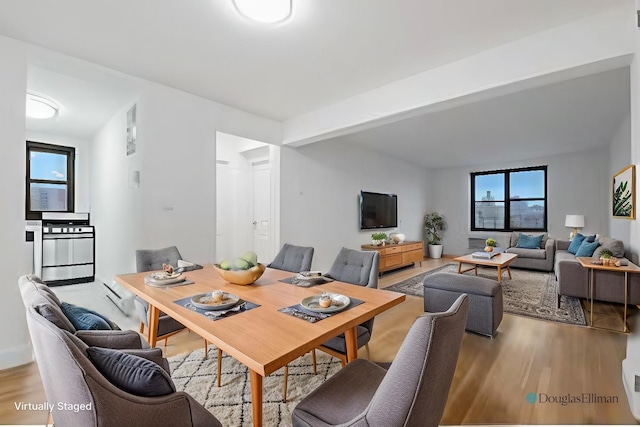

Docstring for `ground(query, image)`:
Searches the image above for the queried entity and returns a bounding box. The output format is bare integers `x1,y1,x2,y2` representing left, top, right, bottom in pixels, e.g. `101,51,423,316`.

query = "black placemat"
279,275,335,287
174,296,259,321
278,297,365,323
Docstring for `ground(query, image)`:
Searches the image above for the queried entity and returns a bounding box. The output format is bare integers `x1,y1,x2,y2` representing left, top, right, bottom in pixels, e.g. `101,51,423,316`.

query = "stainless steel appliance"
36,212,95,286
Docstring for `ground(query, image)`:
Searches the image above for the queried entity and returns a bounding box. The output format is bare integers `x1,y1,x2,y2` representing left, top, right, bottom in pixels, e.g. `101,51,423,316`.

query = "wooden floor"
2,257,636,424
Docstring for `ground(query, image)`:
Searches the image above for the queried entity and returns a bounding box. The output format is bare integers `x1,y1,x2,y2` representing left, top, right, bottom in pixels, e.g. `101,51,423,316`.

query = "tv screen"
360,191,398,230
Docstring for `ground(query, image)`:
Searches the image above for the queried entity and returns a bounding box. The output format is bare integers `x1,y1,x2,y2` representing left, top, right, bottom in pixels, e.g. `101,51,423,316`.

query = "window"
26,141,75,220
471,166,547,232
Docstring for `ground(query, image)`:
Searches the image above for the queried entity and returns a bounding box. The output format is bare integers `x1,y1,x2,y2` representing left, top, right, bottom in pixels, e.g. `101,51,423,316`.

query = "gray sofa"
555,237,640,306
19,274,221,427
504,232,555,272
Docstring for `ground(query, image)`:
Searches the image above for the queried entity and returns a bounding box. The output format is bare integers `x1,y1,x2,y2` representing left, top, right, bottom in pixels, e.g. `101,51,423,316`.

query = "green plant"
371,232,387,241
485,238,497,247
599,248,613,259
424,212,446,245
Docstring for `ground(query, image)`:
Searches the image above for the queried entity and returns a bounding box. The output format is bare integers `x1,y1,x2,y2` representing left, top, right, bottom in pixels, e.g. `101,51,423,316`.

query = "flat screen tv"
359,191,398,230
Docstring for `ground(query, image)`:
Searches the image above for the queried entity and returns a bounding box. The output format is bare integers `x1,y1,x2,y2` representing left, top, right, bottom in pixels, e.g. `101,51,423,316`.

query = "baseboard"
0,342,33,370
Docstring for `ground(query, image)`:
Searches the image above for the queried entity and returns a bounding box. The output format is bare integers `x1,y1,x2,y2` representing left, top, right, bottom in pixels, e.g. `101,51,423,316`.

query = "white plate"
301,293,351,313
191,292,240,311
149,271,182,280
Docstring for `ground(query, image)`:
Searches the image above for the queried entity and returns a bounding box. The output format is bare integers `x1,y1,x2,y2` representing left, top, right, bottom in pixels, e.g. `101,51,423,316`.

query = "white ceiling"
0,0,630,166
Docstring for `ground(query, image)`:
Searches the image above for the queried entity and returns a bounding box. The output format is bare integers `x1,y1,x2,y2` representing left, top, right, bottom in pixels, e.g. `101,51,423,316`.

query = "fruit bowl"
213,263,266,285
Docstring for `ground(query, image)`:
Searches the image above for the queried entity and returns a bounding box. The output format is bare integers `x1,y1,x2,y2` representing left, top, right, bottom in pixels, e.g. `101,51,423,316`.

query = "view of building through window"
471,166,546,231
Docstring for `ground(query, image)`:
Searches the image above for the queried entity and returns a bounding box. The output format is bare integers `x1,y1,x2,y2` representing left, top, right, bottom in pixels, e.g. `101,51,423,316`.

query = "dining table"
114,264,406,427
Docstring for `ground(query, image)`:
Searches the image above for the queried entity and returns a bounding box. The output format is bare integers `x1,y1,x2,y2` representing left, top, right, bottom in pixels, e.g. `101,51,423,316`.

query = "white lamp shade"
564,214,585,228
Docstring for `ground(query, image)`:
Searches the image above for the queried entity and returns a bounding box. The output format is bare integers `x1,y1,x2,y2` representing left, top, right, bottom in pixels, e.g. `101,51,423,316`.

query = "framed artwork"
613,164,635,219
126,104,137,156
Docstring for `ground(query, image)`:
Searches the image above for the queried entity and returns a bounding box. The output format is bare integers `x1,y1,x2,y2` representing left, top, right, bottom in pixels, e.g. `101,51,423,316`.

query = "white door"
252,163,272,262
216,162,238,260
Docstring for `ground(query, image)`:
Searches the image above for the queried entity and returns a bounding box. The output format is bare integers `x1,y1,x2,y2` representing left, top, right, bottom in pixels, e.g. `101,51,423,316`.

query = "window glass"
510,200,545,229
474,202,505,229
474,174,504,201
29,151,67,180
510,170,544,198
30,183,68,211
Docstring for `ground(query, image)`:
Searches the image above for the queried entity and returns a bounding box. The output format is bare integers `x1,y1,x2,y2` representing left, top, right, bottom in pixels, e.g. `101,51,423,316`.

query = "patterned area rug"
384,263,586,326
168,348,341,427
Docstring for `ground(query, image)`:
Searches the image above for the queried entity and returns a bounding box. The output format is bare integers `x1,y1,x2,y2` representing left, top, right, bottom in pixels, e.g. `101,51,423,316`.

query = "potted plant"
424,212,446,259
599,248,613,266
371,232,387,246
485,238,497,252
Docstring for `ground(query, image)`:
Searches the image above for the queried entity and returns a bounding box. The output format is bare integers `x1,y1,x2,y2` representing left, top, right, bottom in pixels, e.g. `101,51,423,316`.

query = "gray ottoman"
423,272,503,337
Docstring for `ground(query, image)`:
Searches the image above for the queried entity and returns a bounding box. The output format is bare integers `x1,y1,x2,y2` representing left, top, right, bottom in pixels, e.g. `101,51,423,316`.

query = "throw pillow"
61,302,113,331
516,233,543,249
584,235,596,243
36,303,76,333
87,347,175,397
567,233,586,255
575,240,600,257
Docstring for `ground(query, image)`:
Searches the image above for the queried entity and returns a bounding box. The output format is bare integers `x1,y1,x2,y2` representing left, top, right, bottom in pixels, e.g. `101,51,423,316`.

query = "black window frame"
471,165,547,232
26,141,75,220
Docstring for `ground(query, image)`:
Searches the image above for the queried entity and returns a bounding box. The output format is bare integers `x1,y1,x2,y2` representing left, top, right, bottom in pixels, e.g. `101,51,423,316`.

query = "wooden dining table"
114,265,406,427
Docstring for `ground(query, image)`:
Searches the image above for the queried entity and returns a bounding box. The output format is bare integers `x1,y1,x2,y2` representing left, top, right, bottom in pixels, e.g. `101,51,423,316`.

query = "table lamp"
565,214,584,239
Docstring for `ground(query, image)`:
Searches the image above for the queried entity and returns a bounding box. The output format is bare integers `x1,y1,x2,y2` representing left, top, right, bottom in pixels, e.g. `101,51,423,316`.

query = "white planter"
428,244,443,259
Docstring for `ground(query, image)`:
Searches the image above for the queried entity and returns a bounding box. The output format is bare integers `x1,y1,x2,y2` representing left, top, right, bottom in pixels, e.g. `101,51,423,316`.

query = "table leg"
457,262,462,274
344,327,358,363
589,268,594,327
250,370,263,427
496,266,502,283
148,305,160,348
507,266,512,280
624,272,629,333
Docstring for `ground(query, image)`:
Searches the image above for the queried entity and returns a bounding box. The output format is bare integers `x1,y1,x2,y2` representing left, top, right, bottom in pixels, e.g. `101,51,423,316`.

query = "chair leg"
312,349,317,375
204,340,208,359
365,343,370,360
283,365,288,402
164,337,168,346
139,322,145,334
340,355,347,367
217,348,223,387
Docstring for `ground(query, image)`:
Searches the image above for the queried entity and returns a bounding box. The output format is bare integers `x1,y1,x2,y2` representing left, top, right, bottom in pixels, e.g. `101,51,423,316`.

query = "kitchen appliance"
35,212,95,286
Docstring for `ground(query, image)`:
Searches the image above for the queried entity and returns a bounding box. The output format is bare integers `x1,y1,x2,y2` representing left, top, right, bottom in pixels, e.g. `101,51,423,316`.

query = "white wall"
608,112,632,243
0,45,32,369
280,140,431,272
431,147,609,256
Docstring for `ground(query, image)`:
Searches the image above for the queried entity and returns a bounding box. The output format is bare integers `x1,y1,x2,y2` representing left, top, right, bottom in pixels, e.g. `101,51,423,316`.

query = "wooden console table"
576,257,640,333
361,241,423,273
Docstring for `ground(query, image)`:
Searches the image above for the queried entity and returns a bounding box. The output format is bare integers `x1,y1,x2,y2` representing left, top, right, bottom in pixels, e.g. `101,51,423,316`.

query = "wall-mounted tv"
359,191,398,230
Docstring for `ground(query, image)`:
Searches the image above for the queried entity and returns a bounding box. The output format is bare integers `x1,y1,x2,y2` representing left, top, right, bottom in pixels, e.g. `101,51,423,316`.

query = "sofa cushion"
505,247,547,260
35,303,76,333
592,236,625,258
86,347,176,397
511,231,547,249
516,234,543,249
567,234,586,254
61,302,113,331
575,240,600,257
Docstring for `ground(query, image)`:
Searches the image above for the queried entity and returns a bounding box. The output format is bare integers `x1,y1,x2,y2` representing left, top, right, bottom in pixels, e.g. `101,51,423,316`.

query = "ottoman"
423,272,503,337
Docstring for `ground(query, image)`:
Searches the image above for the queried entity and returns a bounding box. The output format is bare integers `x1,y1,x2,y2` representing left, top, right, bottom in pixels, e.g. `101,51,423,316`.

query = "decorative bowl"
212,263,266,285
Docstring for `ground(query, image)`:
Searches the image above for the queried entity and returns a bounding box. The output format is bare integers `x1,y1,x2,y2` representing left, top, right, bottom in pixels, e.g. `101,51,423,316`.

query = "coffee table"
453,252,518,283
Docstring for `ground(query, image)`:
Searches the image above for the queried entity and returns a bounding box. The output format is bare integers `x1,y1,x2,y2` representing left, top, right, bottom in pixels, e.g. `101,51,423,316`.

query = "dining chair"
134,247,217,380
268,243,314,273
292,294,469,427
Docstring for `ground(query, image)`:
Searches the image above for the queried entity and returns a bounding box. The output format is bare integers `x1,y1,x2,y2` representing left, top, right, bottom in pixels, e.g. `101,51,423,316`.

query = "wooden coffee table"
453,252,518,283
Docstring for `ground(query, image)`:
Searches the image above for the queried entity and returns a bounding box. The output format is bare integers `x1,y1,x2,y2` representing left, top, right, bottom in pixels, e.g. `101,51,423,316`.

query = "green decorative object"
423,212,445,245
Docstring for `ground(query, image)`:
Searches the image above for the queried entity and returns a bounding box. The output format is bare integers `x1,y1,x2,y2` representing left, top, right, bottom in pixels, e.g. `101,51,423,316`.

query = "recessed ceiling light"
26,93,59,119
232,0,292,24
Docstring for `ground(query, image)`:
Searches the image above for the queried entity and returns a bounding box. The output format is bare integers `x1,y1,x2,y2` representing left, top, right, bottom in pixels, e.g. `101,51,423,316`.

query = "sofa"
18,274,221,427
555,236,640,306
503,232,555,272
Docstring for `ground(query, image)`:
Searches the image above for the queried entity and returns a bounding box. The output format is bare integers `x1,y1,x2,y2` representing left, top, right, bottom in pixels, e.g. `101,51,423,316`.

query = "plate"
298,271,323,278
190,292,240,311
149,271,182,281
301,293,351,313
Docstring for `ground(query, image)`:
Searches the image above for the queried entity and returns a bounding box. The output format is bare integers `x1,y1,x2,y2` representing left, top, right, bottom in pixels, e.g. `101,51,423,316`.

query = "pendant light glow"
26,93,60,119
232,0,292,23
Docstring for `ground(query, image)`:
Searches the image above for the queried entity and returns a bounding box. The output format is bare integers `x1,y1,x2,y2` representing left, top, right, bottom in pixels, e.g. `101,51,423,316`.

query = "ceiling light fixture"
232,0,292,24
26,93,60,119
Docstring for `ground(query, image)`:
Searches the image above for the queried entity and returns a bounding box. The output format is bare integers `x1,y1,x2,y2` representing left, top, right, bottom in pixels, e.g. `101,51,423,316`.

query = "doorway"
215,132,279,265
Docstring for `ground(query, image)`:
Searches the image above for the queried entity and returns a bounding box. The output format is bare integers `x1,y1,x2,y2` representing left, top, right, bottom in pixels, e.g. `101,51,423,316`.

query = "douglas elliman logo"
526,392,619,406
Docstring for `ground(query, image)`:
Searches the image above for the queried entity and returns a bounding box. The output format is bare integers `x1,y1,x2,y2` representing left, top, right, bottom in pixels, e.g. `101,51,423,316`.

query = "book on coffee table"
471,248,503,259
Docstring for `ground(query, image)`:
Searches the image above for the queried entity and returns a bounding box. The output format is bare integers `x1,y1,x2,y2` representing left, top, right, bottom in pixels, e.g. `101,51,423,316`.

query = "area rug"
168,348,341,427
384,263,586,326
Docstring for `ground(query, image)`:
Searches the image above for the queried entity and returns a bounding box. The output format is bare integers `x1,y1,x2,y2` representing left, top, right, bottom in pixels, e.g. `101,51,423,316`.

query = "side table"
576,257,640,333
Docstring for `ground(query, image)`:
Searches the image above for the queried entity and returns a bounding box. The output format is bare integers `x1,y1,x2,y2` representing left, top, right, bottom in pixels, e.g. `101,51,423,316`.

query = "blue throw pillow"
584,235,596,243
575,240,600,257
87,347,175,397
61,302,112,331
567,233,586,254
516,233,543,249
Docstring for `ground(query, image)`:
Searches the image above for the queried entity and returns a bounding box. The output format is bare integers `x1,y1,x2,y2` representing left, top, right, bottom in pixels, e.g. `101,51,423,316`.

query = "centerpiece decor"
371,232,387,246
485,238,497,252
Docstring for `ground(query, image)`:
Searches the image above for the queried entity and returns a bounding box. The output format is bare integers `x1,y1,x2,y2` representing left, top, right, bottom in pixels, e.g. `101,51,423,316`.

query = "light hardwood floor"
2,258,636,424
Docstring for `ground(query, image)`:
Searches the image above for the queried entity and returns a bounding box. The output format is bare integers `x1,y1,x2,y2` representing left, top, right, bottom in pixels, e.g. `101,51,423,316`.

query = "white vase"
371,239,384,246
429,244,443,259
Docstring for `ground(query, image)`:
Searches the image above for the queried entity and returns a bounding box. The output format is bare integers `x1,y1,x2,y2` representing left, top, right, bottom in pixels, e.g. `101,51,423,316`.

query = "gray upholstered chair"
19,275,221,427
318,247,380,365
268,243,314,273
292,294,469,427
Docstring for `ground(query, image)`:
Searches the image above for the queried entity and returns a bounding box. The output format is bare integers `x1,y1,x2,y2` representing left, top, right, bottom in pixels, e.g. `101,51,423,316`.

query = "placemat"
174,296,259,321
279,275,335,287
279,297,364,323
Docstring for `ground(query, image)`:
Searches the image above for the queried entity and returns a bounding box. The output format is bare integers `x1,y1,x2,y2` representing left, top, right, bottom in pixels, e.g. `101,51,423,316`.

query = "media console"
361,241,424,274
